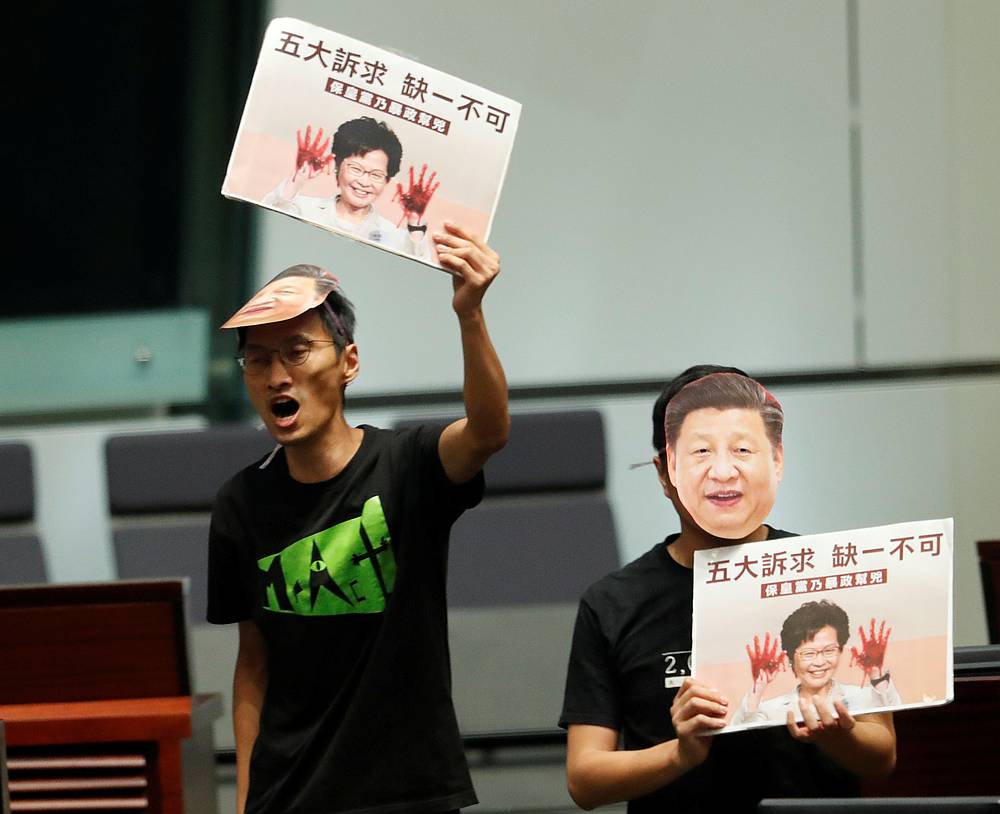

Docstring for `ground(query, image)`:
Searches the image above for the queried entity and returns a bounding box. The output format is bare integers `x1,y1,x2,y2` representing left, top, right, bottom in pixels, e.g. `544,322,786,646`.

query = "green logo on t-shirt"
257,495,396,615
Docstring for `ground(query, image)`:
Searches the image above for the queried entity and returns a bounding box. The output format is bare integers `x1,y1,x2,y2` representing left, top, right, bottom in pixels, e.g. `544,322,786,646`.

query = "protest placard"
692,518,953,733
223,18,521,270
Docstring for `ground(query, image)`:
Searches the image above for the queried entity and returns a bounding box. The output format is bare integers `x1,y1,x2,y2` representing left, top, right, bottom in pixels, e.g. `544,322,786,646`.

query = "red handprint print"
393,164,440,225
294,125,335,180
849,617,892,686
746,632,787,684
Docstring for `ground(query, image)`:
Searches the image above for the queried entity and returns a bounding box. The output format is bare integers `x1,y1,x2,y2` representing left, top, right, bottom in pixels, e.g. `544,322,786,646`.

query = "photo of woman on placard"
263,117,438,259
732,601,901,725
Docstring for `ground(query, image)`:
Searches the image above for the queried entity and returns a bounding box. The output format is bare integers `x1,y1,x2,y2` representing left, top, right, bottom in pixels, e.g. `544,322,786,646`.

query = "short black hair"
651,365,750,459
331,117,402,178
780,600,851,662
236,264,356,352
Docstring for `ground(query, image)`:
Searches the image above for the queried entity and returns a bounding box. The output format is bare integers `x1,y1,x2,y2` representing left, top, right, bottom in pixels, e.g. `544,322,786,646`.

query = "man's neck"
284,420,364,483
667,521,771,569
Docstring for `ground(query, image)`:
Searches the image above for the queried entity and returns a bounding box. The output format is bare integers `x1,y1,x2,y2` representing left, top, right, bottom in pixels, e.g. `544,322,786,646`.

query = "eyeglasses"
237,338,336,374
342,162,388,184
795,645,841,662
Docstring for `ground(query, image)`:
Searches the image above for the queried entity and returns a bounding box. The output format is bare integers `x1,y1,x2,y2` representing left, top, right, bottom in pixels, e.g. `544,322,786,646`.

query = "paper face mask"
222,265,339,329
664,374,783,540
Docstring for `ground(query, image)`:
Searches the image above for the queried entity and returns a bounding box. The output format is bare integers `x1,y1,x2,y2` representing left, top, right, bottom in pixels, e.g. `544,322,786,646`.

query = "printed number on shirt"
662,650,692,689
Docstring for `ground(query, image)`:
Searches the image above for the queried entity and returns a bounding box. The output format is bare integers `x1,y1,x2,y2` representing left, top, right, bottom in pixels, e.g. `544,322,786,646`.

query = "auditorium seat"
105,425,276,750
0,443,47,586
396,410,620,733
105,425,275,624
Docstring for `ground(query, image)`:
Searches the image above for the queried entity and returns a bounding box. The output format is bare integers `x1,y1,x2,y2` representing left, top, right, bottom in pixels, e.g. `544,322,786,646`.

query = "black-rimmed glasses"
236,338,337,374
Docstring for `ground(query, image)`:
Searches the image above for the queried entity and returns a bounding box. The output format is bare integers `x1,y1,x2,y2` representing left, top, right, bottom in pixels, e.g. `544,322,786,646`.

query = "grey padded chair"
105,425,277,751
105,425,276,623
0,443,46,586
396,410,620,732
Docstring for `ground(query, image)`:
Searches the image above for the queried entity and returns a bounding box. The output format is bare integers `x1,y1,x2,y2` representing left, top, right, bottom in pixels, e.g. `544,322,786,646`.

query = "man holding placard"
560,366,896,812
207,226,508,814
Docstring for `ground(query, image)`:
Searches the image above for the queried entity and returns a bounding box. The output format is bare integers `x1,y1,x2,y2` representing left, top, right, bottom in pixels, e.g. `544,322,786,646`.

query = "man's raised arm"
433,221,509,484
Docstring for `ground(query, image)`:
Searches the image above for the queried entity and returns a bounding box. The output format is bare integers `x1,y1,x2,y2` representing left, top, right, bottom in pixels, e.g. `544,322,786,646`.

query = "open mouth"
706,490,742,507
270,397,300,427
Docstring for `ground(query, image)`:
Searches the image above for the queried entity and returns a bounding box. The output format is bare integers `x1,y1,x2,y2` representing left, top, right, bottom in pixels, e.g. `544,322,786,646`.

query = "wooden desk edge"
0,694,222,746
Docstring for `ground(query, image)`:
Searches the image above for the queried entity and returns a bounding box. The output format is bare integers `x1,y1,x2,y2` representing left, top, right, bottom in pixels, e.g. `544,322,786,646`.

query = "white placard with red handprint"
692,518,954,733
222,17,520,271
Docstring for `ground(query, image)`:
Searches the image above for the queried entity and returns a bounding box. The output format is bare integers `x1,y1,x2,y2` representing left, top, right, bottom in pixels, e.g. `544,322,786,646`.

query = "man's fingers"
432,231,470,249
799,697,821,731
434,236,497,279
678,696,729,721
689,714,727,731
436,243,478,263
438,251,473,278
786,710,808,740
673,679,729,710
832,700,856,731
815,697,837,728
442,221,489,253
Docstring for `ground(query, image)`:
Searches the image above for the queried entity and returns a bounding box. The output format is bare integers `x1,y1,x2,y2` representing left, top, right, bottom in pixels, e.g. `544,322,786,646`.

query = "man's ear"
653,454,669,492
773,443,784,482
340,342,360,385
665,446,679,488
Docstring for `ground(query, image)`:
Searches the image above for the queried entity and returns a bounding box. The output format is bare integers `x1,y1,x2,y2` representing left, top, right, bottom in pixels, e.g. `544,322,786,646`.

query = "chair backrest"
0,443,46,586
105,426,276,623
396,410,620,732
398,410,618,607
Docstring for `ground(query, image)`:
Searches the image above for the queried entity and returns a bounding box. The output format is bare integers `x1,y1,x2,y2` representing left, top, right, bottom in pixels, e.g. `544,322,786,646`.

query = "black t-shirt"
207,425,483,814
559,528,860,813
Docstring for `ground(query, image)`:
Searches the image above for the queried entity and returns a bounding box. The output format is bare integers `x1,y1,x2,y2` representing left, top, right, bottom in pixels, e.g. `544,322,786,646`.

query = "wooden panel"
863,676,1000,796
0,698,224,748
0,582,185,611
5,743,153,814
0,582,189,704
2,697,220,814
0,605,182,704
977,541,1000,644
2,722,10,814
